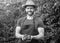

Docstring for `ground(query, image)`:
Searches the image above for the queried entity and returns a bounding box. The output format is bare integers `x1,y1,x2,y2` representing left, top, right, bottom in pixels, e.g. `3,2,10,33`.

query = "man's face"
25,6,35,16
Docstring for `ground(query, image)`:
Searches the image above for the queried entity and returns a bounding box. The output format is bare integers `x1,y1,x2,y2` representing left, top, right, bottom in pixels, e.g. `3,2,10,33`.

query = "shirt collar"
27,15,33,20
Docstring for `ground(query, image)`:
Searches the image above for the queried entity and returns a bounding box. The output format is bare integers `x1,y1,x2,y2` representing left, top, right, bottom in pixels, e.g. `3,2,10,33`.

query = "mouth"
28,11,33,13
28,11,32,12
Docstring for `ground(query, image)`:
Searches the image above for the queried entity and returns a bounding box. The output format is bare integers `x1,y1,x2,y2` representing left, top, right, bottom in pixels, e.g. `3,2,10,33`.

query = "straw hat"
22,0,37,8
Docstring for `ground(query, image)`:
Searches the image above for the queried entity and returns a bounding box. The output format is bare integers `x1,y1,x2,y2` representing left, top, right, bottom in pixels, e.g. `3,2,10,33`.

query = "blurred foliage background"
0,0,60,43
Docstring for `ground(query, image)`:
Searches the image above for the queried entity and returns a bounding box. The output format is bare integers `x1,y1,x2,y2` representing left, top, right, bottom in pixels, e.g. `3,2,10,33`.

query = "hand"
25,35,32,42
27,35,31,40
22,34,32,42
22,34,27,41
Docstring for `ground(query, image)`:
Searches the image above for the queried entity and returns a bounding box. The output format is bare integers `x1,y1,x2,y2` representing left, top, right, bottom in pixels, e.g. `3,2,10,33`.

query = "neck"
27,15,33,20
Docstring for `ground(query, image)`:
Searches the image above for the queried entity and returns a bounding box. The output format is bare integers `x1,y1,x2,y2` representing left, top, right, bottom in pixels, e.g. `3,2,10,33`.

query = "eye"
28,8,30,9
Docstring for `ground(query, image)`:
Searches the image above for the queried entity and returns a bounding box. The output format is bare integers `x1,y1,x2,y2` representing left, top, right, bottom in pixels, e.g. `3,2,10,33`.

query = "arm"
31,18,45,40
31,27,44,40
15,26,24,39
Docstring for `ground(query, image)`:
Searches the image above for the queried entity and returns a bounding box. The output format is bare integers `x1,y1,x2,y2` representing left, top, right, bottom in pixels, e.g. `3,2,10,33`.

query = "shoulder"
17,17,26,26
17,17,26,22
35,17,43,22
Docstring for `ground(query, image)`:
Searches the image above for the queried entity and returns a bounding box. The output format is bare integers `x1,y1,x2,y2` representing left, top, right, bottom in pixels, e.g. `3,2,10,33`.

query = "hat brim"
22,5,37,8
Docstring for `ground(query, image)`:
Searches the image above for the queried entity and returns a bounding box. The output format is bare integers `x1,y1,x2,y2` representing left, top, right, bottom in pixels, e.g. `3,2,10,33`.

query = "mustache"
27,11,33,12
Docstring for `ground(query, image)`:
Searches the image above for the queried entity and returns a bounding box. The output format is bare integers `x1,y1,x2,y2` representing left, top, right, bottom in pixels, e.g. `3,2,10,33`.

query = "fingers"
27,35,31,39
22,34,32,42
22,35,25,41
22,34,28,41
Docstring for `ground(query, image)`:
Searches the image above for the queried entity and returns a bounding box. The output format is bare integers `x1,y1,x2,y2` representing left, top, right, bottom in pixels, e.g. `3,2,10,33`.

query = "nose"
29,8,31,11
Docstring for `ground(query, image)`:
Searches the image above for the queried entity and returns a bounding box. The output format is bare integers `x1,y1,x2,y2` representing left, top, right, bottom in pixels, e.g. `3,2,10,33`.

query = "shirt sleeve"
16,18,22,26
38,18,45,28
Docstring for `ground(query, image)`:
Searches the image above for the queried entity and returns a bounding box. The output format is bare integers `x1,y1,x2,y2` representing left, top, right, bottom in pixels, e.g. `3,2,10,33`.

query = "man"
15,0,45,43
